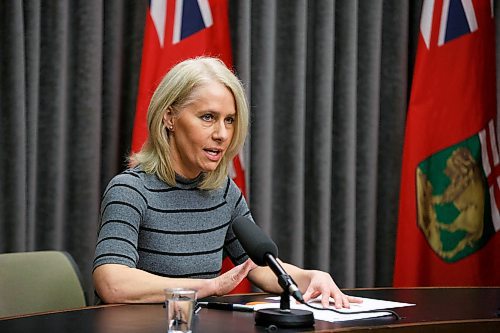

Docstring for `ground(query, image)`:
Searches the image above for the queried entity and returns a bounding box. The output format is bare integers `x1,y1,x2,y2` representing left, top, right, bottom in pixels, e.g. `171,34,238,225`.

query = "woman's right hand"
210,259,256,296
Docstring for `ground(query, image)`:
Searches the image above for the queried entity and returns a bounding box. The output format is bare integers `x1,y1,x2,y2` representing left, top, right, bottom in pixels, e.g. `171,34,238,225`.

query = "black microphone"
233,216,304,302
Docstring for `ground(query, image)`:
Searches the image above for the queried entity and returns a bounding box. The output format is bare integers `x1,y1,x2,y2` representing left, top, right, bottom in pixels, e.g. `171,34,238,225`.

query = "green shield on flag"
415,135,497,263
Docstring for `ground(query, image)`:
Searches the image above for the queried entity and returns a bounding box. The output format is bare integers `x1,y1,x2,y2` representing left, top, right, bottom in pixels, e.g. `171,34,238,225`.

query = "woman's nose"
213,121,229,142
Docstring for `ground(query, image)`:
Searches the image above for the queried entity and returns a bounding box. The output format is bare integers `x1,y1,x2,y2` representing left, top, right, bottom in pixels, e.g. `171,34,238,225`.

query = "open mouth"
204,148,223,160
204,148,222,155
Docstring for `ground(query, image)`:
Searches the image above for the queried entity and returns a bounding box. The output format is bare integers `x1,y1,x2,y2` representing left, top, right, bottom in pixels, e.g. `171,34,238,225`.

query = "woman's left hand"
301,270,363,309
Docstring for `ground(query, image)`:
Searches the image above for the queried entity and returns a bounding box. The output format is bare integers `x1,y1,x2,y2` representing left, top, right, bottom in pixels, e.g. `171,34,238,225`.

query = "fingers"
340,293,351,309
302,288,321,304
324,290,337,308
330,291,343,309
347,295,363,304
302,271,363,309
228,260,252,282
234,259,256,278
214,259,254,296
304,285,332,308
306,289,344,309
307,285,355,309
243,258,258,271
333,292,364,309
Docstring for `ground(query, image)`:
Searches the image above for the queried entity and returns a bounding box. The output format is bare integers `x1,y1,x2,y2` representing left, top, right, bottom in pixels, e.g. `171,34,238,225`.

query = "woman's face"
164,81,236,179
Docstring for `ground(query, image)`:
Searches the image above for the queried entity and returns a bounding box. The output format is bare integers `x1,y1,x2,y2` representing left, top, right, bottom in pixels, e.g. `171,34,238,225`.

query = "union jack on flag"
150,0,214,47
420,0,494,48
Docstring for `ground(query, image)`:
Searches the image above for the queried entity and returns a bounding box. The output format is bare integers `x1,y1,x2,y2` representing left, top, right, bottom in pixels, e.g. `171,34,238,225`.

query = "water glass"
165,288,197,333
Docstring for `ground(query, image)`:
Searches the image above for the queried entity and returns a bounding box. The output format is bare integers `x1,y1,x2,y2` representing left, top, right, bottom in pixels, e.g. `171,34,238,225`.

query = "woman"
93,57,360,309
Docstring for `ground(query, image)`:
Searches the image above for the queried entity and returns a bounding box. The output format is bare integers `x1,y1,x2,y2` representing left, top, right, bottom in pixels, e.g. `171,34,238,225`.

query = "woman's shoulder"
102,167,162,204
112,166,177,193
109,166,146,186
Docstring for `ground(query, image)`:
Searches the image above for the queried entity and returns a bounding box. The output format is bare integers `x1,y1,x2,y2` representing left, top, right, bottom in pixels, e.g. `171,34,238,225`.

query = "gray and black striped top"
93,166,252,279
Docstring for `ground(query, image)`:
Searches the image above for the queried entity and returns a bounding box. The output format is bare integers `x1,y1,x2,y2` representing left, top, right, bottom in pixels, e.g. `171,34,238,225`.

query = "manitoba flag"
394,0,500,286
132,0,250,292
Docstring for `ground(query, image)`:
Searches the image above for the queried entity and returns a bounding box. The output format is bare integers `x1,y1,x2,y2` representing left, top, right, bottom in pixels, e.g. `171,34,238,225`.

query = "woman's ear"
163,108,175,131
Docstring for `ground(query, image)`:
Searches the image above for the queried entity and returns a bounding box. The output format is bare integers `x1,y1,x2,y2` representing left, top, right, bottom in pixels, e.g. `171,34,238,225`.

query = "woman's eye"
201,114,214,121
225,117,235,124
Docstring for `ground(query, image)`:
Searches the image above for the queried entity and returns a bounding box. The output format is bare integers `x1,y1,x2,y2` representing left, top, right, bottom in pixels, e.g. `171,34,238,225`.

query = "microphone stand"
254,274,315,328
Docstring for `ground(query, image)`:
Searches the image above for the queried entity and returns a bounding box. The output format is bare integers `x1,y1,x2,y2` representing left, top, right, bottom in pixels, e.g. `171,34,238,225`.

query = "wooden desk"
1,288,499,332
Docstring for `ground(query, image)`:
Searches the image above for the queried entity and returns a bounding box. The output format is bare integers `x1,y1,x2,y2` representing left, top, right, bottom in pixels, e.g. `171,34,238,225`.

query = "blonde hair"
130,57,249,190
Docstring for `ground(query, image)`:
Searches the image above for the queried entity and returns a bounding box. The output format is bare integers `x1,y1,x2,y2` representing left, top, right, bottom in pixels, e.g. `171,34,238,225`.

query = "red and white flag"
132,0,250,292
394,0,500,286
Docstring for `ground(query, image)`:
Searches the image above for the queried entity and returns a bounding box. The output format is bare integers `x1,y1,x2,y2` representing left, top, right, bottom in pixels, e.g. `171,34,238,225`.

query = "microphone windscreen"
232,216,278,266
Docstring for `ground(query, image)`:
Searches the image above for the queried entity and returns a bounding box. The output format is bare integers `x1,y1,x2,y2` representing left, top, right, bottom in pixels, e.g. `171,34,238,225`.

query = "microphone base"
255,308,314,328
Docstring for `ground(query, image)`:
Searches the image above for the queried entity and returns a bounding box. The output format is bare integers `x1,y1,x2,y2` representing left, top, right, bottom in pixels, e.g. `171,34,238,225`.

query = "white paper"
250,296,415,322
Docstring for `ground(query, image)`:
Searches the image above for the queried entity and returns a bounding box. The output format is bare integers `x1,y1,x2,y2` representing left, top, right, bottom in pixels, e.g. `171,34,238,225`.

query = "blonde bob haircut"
130,57,249,190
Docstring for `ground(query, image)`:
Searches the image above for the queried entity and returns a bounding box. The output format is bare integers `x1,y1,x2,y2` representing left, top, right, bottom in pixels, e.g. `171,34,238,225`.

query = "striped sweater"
93,166,252,278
